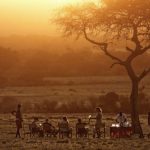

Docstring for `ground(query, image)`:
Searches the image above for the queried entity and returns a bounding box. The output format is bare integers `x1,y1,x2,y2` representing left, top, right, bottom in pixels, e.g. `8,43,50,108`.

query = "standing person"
12,104,23,138
95,107,103,137
89,107,103,138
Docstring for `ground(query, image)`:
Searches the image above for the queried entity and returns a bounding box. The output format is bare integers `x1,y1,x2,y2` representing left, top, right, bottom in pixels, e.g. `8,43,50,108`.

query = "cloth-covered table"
110,124,132,138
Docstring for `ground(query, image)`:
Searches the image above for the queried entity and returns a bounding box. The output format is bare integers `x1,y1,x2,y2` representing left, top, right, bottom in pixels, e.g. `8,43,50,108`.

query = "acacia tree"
54,0,150,136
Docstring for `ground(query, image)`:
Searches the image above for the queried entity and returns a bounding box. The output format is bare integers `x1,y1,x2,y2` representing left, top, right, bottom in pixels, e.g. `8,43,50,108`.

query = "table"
110,125,133,138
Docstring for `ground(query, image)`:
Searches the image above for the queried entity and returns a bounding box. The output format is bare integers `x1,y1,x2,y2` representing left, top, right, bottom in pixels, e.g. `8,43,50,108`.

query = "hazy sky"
0,0,87,36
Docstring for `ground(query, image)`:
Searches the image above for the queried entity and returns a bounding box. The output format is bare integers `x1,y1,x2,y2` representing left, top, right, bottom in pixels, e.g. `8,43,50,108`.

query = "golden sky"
0,0,88,36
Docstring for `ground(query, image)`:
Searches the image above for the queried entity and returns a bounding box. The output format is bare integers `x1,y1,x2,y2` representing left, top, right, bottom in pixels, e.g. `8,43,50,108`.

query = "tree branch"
142,44,150,53
126,45,149,63
83,27,106,47
110,62,125,68
126,46,134,53
103,48,123,63
132,25,142,50
83,27,124,64
139,68,150,81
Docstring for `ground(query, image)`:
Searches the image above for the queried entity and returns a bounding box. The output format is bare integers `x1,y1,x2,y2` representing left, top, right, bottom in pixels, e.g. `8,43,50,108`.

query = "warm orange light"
53,0,80,5
0,0,99,36
51,0,100,7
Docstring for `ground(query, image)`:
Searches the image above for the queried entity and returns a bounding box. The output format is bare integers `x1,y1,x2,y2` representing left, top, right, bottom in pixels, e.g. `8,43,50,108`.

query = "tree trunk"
130,80,144,137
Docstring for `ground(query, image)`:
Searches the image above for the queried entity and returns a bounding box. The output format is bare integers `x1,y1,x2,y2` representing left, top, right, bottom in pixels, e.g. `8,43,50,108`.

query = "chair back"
59,122,69,132
76,123,86,129
43,123,51,132
101,122,106,128
29,124,33,132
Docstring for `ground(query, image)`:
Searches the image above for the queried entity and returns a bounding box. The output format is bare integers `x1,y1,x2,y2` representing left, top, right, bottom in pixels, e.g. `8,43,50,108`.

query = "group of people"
12,104,129,138
29,117,58,137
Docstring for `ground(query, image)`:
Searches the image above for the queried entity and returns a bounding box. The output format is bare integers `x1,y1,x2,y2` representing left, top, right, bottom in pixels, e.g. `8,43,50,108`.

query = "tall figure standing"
89,107,103,138
95,107,103,137
13,104,23,138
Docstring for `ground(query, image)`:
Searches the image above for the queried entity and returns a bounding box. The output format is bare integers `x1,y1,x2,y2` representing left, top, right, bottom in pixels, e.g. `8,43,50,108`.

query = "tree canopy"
55,0,150,81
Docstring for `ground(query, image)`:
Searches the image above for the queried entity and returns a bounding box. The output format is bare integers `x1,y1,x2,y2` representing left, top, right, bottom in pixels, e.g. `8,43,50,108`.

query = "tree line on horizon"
0,46,149,86
0,91,149,114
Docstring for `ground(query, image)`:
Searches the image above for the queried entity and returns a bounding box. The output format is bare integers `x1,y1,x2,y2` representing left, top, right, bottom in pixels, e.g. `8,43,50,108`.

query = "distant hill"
0,35,92,53
0,35,149,86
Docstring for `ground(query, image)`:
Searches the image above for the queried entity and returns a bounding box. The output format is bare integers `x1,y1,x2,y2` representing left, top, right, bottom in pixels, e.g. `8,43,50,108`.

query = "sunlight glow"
51,0,100,7
0,0,99,36
51,0,86,7
54,0,79,4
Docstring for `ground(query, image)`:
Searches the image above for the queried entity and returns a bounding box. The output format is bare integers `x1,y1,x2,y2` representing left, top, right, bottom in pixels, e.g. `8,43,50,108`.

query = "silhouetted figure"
12,104,23,138
58,116,72,138
76,118,88,138
30,117,40,136
16,104,23,138
148,112,150,126
95,107,103,129
89,107,103,138
43,119,52,127
94,107,103,138
60,117,69,126
116,112,127,126
43,119,58,137
147,112,150,138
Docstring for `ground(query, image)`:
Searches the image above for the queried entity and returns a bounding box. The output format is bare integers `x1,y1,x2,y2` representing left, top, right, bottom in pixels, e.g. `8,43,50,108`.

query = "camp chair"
29,124,41,137
58,123,72,138
93,122,106,138
43,123,58,137
76,123,89,138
